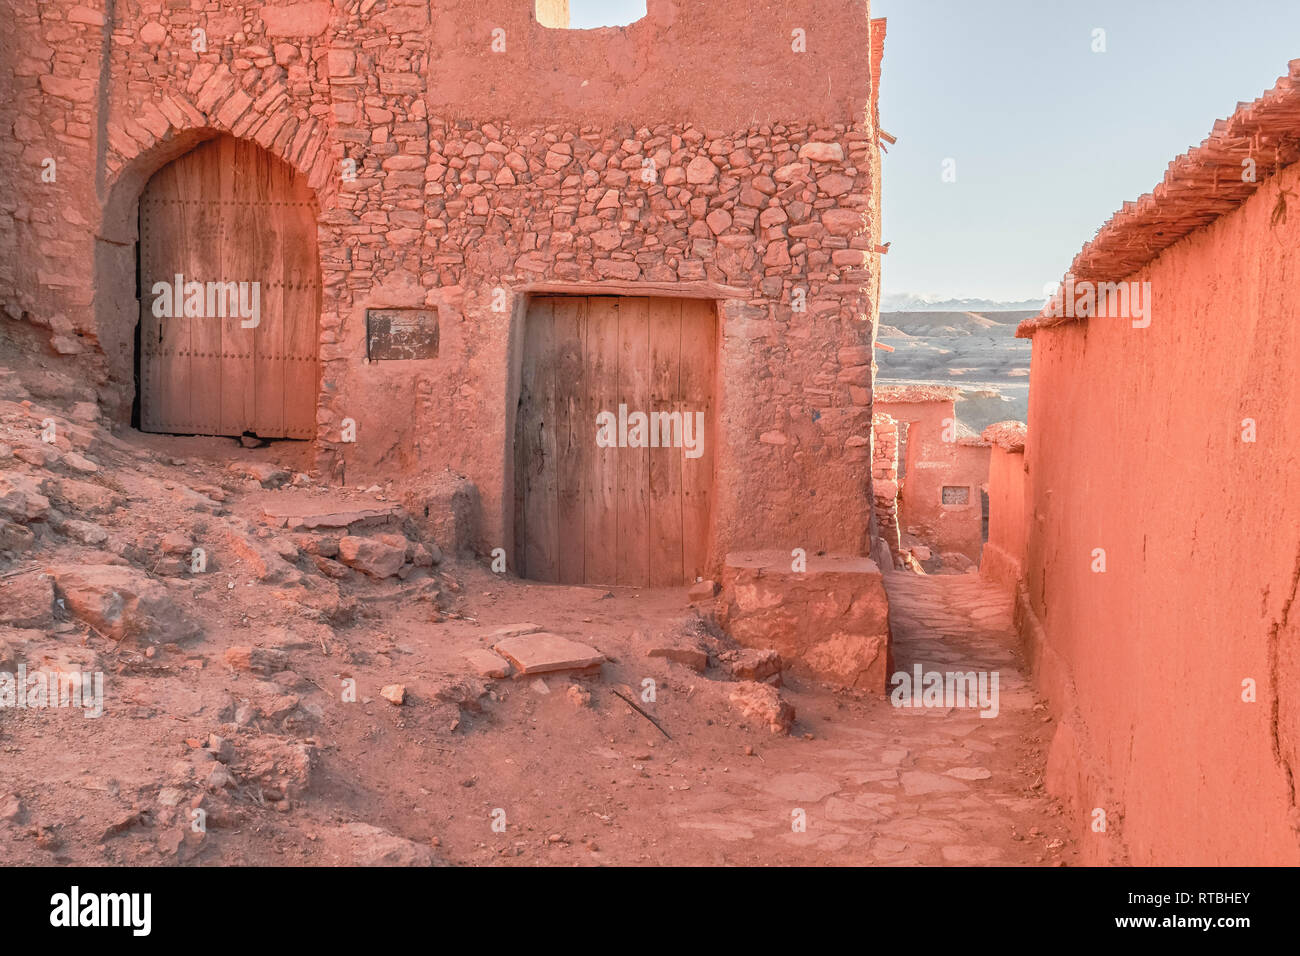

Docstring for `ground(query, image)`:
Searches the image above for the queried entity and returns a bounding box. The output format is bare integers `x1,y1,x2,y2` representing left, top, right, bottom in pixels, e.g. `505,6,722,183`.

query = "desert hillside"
876,311,1034,431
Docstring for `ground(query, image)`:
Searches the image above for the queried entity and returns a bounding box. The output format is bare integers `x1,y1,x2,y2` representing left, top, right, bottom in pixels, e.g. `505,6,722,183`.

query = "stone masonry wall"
0,0,883,574
871,410,899,556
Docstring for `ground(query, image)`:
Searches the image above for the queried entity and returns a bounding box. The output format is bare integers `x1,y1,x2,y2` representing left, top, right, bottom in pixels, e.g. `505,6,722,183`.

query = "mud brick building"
1011,62,1300,865
874,384,990,566
0,0,887,587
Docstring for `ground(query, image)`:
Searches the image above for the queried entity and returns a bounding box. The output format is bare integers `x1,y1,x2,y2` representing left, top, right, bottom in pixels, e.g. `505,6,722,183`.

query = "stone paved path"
218,568,1079,866
641,571,1077,865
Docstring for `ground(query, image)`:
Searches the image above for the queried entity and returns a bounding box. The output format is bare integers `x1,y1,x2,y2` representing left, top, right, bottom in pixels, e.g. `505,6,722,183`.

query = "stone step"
492,632,605,676
262,503,404,532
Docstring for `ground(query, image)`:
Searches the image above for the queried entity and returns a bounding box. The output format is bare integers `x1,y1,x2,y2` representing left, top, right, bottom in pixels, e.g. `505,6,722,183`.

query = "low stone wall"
871,411,900,556
718,550,891,691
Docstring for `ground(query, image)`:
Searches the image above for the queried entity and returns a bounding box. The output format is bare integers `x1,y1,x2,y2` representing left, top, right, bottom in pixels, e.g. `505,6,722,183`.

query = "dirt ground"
0,335,1074,867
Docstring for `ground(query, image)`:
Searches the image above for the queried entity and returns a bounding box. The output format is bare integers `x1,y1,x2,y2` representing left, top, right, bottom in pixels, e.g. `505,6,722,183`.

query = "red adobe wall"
871,411,900,554
875,391,989,564
980,422,1026,592
1020,159,1300,865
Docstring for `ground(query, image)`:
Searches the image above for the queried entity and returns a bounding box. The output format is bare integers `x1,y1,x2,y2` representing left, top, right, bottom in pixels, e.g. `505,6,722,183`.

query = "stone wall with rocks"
871,410,899,557
719,550,891,692
0,0,884,574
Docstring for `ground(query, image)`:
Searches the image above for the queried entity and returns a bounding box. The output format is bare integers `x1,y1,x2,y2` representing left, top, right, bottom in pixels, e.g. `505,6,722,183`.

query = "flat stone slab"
262,504,402,531
759,772,839,802
647,645,709,672
464,648,511,679
493,633,604,676
900,771,969,796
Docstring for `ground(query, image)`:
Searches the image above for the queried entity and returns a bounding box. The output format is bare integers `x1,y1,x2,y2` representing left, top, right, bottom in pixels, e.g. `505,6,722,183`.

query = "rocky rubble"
0,356,471,862
0,356,839,867
728,681,797,735
328,823,439,867
0,396,447,628
48,564,196,643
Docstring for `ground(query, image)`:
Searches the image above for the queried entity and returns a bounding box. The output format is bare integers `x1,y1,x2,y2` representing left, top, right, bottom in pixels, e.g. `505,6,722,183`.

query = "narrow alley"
599,571,1077,865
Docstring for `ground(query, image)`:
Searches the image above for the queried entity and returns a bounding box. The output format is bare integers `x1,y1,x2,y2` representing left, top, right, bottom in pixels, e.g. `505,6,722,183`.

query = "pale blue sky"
567,0,1300,301
568,0,646,29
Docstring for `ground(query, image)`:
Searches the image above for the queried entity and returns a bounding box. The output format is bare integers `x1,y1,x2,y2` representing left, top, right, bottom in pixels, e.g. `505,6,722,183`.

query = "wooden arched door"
138,135,319,438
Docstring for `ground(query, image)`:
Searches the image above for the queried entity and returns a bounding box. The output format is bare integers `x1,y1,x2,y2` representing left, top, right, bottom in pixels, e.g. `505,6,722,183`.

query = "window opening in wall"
942,485,971,506
537,0,647,30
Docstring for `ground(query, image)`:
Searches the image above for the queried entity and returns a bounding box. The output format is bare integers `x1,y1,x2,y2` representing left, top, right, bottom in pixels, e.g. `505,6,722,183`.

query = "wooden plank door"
647,300,684,587
515,296,716,587
518,297,559,583
139,135,319,438
616,297,652,586
553,297,588,585
679,298,717,583
584,297,621,584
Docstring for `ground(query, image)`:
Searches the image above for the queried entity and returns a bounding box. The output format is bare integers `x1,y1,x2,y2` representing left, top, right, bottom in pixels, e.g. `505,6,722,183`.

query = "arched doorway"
137,135,320,438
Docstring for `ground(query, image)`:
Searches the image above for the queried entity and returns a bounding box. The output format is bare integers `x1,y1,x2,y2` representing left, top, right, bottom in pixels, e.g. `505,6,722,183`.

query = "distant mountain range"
881,292,1046,312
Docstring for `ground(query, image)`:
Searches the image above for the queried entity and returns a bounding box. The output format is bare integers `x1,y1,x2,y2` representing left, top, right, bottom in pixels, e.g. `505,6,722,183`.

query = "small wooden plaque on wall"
365,309,439,361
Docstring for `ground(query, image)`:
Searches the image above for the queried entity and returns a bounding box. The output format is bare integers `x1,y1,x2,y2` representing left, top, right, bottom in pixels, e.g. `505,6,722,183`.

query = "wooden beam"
517,279,749,300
